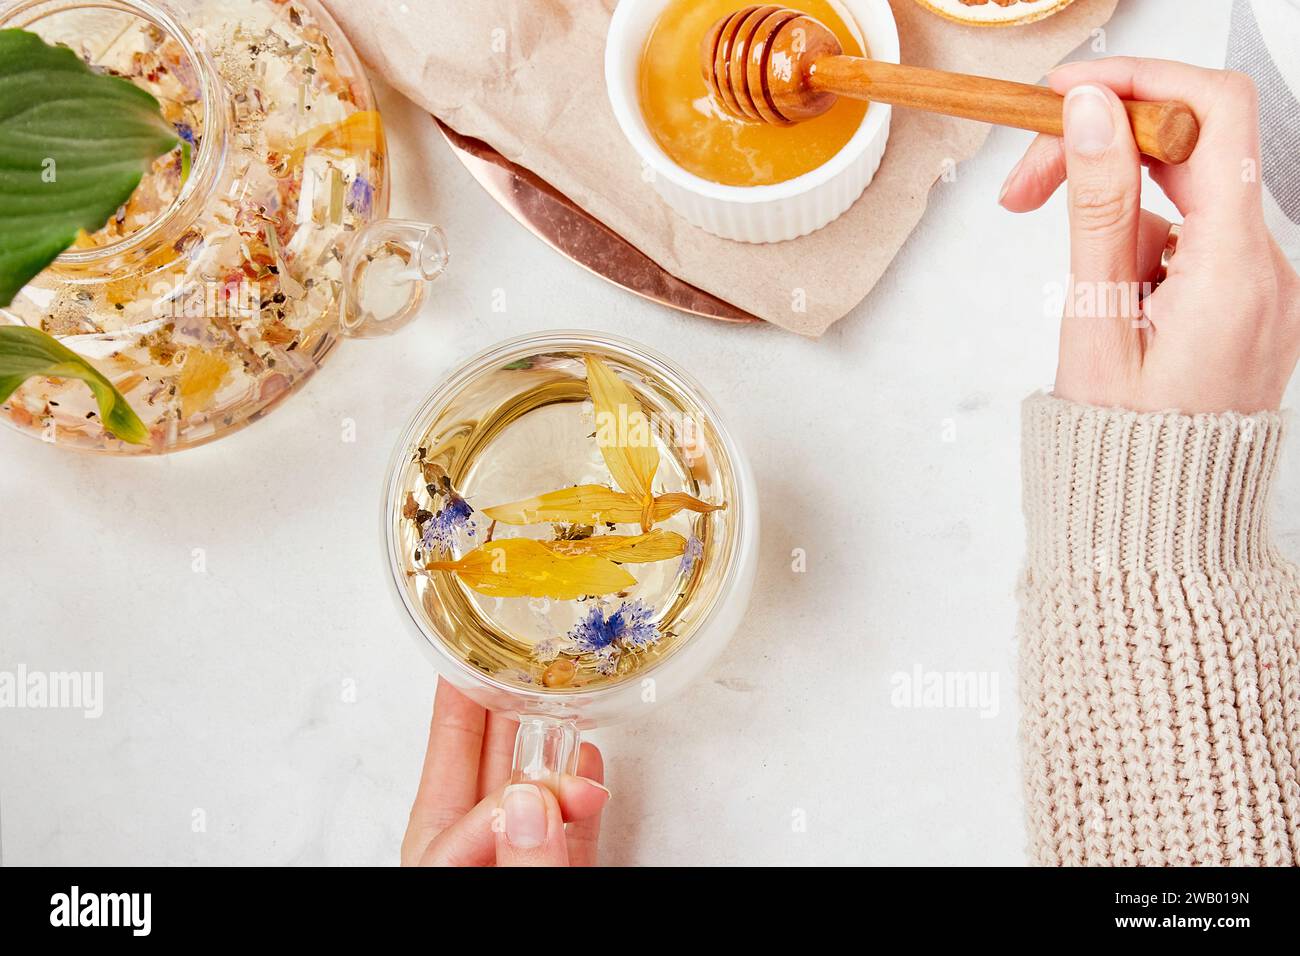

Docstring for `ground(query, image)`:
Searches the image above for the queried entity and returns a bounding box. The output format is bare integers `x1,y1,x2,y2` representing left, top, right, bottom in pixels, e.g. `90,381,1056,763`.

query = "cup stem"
511,714,581,792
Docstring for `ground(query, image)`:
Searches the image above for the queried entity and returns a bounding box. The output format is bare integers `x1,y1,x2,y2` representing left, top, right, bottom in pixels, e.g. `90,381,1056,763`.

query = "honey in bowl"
638,0,869,187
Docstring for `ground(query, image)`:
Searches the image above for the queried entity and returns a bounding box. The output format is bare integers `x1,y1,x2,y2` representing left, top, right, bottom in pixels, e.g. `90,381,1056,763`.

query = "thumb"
495,783,569,867
1057,82,1144,403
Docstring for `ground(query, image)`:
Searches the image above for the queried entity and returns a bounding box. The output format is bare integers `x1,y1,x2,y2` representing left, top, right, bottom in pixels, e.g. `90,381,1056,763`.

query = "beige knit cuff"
1021,393,1288,575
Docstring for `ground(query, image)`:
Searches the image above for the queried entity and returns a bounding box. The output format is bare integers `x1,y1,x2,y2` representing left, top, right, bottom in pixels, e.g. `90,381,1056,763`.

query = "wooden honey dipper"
702,5,1200,164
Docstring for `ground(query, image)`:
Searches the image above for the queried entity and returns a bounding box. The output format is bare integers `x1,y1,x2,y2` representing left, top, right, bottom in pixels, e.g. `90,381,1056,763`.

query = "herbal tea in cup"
384,332,756,780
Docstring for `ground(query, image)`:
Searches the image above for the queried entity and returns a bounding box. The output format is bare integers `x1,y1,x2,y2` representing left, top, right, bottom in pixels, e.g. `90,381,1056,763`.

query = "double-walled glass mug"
384,331,757,786
0,0,446,454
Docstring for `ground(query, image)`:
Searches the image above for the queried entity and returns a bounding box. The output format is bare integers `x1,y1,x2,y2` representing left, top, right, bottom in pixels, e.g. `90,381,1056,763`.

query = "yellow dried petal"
482,485,644,526
651,492,725,523
284,110,385,170
426,538,635,600
112,372,145,397
547,530,687,563
484,486,725,531
178,349,228,419
313,110,385,154
585,355,659,501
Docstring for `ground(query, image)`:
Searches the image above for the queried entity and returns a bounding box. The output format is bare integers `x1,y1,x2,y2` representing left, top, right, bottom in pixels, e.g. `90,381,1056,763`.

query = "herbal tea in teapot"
0,0,443,453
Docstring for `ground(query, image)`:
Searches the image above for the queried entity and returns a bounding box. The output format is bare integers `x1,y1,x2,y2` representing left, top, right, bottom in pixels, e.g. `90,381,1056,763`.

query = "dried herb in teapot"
0,28,184,442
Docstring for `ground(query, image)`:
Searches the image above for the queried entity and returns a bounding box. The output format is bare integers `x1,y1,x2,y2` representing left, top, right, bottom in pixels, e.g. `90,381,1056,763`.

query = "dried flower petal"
425,538,635,600
533,637,563,662
346,175,373,216
547,530,686,563
585,356,658,503
568,600,660,653
178,349,228,419
593,647,620,676
651,492,725,522
420,495,476,552
483,484,644,526
679,534,703,577
285,109,384,169
485,485,723,530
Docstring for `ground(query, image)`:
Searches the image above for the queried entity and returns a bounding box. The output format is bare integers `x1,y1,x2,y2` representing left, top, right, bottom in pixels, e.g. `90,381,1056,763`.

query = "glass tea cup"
383,331,757,787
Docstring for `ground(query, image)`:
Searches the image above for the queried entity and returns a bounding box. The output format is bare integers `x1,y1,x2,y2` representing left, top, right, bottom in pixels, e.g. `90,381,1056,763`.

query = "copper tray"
437,121,760,325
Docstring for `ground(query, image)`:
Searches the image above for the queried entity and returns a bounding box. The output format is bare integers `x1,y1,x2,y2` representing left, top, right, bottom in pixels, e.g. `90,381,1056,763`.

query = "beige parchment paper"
321,0,1119,335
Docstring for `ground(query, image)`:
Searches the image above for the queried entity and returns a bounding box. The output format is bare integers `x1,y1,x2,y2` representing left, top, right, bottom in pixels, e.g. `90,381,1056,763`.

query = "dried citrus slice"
911,0,1077,28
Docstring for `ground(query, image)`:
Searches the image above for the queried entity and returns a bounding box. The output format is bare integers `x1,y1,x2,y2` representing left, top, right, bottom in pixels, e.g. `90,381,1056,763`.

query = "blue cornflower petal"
593,646,620,675
568,605,620,652
679,534,703,577
533,637,562,662
567,600,660,654
347,175,374,217
420,495,476,551
618,600,659,649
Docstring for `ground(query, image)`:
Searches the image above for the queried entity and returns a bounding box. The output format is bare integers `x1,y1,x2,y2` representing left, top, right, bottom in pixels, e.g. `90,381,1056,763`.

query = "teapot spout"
339,219,448,337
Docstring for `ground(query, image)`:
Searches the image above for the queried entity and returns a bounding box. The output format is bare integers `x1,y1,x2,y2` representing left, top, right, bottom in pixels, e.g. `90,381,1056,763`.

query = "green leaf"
0,28,180,306
0,325,148,444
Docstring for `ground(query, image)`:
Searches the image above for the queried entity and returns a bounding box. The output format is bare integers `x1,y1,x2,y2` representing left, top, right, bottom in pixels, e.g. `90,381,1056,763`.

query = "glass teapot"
0,0,446,454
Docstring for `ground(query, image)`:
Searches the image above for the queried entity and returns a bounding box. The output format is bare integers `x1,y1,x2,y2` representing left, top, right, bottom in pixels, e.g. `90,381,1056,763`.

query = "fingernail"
559,775,611,807
1064,85,1114,158
997,155,1023,205
502,784,547,849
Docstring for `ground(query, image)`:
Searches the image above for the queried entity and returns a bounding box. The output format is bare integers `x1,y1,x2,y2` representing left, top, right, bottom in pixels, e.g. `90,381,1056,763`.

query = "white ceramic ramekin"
605,0,899,244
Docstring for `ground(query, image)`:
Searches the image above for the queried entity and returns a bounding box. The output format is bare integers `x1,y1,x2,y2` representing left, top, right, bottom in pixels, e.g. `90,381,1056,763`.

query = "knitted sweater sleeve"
1018,393,1300,866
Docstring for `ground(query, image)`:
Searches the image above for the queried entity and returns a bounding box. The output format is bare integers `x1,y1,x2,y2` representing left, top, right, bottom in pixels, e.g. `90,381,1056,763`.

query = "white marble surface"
2,0,1297,866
